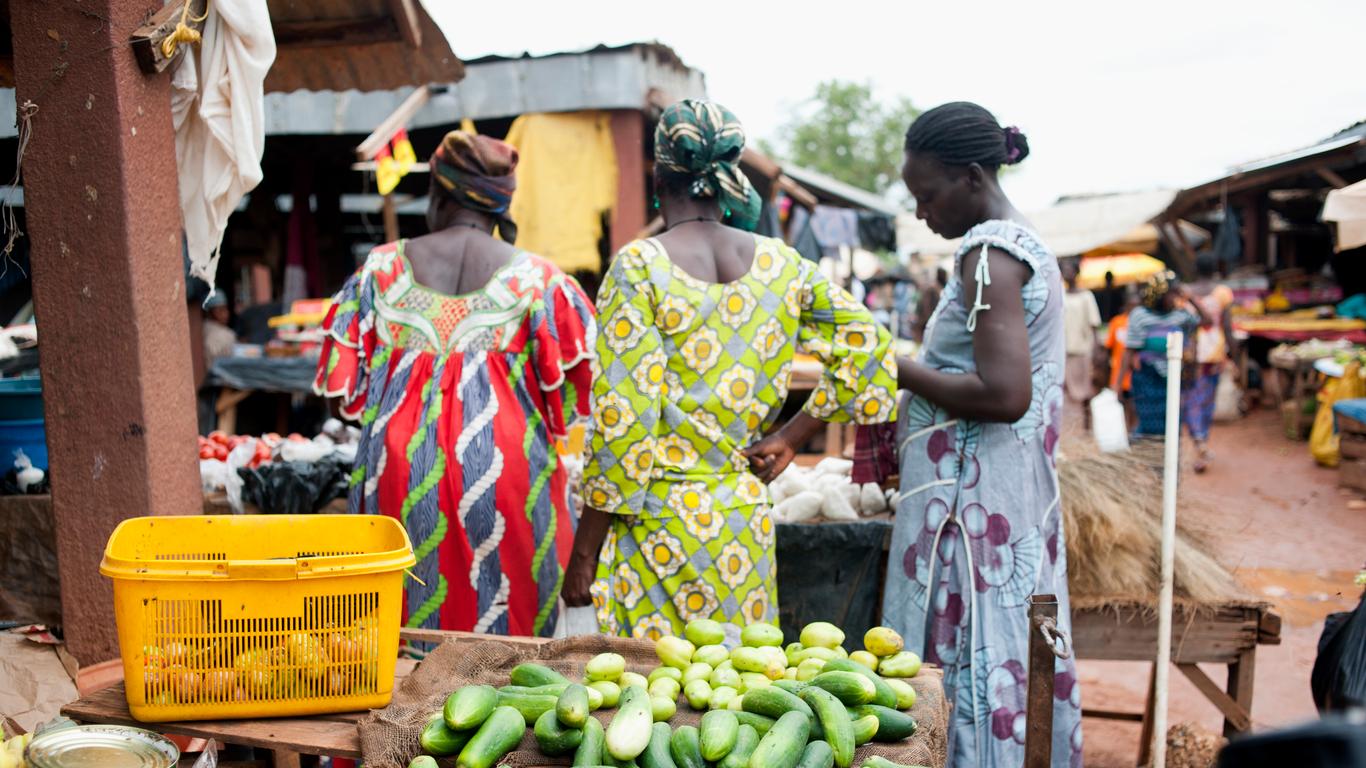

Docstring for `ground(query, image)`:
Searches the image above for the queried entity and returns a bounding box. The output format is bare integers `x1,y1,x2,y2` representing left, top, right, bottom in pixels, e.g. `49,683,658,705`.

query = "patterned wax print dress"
881,221,1083,767
314,242,596,637
583,236,899,640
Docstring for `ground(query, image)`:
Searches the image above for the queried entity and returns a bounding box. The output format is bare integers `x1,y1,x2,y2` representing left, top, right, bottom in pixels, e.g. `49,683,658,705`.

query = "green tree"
771,80,920,196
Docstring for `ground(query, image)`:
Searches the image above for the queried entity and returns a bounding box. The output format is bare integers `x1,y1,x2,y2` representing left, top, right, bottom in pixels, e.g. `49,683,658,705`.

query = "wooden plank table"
1072,601,1281,766
61,630,539,765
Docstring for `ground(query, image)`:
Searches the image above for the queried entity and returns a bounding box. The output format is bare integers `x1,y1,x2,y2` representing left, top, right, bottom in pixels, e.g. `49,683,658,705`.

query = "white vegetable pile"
769,457,894,523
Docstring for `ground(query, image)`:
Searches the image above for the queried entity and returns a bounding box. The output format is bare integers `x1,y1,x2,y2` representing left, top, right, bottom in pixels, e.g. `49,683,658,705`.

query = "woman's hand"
562,550,597,607
744,431,797,483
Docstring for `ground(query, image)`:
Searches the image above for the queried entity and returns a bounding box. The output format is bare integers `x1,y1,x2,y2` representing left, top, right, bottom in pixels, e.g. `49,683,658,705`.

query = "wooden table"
1072,600,1281,766
61,630,535,766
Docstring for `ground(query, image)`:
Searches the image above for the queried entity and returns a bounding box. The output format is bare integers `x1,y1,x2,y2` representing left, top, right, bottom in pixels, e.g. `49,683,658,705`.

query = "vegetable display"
407,621,927,768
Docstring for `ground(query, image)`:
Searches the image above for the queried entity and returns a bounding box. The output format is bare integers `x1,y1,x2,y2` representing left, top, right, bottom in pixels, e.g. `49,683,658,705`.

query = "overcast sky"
430,0,1366,211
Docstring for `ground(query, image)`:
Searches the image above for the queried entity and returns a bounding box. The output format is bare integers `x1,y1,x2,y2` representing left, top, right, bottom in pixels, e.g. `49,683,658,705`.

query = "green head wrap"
654,99,763,232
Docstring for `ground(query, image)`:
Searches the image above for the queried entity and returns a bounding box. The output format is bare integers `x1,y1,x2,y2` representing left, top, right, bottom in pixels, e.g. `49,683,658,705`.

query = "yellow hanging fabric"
162,0,210,58
1310,361,1366,467
504,111,618,274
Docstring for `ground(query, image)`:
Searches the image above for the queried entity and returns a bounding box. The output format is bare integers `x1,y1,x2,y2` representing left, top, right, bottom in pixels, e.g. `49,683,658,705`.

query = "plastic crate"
100,515,415,722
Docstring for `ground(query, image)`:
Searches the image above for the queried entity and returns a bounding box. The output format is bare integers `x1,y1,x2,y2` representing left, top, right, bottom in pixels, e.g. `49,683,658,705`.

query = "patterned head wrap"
1142,270,1179,309
431,131,519,243
654,100,763,232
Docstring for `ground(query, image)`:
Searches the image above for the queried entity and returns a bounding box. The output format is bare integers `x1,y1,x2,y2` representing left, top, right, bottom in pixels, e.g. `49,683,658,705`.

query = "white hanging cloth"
171,0,276,287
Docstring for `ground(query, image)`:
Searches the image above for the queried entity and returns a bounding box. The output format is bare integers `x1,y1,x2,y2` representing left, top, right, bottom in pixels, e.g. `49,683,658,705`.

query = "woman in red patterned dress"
314,131,596,637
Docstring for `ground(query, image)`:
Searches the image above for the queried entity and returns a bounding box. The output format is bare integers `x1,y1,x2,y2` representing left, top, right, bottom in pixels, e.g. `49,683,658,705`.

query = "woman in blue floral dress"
883,103,1083,767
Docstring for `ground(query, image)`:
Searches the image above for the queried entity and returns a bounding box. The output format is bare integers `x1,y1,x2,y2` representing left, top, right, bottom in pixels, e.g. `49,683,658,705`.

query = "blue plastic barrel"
0,378,47,470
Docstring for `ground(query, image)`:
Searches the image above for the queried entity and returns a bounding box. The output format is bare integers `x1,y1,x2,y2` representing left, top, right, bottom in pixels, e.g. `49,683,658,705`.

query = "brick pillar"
12,0,203,664
609,110,647,254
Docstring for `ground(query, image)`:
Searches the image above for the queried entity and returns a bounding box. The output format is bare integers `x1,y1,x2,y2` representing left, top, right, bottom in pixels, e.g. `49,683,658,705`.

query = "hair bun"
1003,126,1030,165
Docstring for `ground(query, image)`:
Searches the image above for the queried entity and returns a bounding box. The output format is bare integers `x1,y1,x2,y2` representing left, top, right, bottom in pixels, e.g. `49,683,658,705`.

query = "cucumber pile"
407,621,926,768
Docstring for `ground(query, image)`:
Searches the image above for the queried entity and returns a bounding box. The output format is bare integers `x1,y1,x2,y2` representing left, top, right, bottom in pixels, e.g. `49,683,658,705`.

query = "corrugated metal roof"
264,0,463,93
782,165,902,217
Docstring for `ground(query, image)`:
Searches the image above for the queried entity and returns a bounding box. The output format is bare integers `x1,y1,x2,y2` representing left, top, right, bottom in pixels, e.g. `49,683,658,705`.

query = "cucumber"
536,707,585,756
822,659,898,709
858,757,923,768
640,722,679,768
799,687,853,768
668,725,705,768
849,705,917,742
606,685,653,761
456,705,525,768
772,680,808,695
590,680,623,708
733,711,777,736
883,679,916,711
795,740,834,768
651,695,676,722
747,710,810,768
511,662,571,688
500,683,573,696
419,714,472,757
741,686,814,721
559,684,591,728
496,690,559,725
573,715,605,767
850,715,879,746
410,757,439,768
588,653,628,682
444,685,499,730
809,672,876,706
649,667,684,684
604,756,640,768
718,723,761,768
700,709,739,762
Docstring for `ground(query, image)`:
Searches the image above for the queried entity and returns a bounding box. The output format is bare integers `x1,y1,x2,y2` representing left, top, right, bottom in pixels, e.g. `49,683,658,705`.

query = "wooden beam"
351,160,430,173
386,0,423,47
777,174,819,210
1175,663,1251,732
1138,663,1158,768
1080,708,1145,723
356,85,433,160
1317,167,1349,188
130,0,206,75
1225,650,1256,737
381,195,400,243
273,17,401,49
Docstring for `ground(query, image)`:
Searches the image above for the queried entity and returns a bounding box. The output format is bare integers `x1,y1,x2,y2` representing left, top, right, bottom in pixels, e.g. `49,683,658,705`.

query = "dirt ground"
1078,408,1364,766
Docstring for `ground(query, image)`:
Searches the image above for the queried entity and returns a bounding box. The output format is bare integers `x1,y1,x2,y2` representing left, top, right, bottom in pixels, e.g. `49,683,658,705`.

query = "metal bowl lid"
25,725,180,768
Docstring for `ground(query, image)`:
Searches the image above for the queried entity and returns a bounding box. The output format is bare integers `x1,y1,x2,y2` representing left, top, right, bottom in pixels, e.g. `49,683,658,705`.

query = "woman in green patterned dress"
561,100,899,639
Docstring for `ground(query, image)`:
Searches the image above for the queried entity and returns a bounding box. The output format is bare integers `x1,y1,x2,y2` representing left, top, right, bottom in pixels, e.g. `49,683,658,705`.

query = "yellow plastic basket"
100,515,415,722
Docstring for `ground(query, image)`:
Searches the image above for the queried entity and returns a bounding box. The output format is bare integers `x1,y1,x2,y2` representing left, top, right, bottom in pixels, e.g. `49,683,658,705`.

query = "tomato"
287,433,306,443
208,430,230,446
229,435,250,449
200,445,217,460
213,445,229,461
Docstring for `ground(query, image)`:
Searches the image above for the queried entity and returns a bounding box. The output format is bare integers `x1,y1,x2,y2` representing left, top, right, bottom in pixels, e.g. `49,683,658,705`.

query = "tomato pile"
196,431,309,468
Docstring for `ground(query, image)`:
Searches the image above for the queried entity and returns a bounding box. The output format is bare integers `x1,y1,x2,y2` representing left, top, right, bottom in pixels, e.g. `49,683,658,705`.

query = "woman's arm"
562,506,612,606
895,247,1034,423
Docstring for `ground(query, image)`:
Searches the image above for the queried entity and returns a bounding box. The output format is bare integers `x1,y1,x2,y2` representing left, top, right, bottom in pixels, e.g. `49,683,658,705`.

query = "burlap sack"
359,634,949,768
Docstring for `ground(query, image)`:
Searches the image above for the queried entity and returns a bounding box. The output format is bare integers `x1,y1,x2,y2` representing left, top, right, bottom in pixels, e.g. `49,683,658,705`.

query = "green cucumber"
718,723,761,768
740,686,814,721
640,722,678,768
559,684,591,728
536,707,586,756
733,711,777,736
668,724,705,768
419,714,472,757
799,687,853,768
604,757,640,768
444,684,499,730
496,690,559,725
700,709,739,762
795,740,835,768
850,715,879,746
809,672,876,706
883,679,917,711
747,710,810,768
500,683,572,696
455,705,525,768
858,757,924,768
511,662,571,687
772,679,809,695
606,685,653,761
849,705,917,742
573,716,605,767
822,660,898,709
409,757,439,768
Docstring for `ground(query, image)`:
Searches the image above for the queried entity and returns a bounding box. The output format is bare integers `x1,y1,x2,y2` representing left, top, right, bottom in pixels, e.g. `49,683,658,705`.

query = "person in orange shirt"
1105,288,1140,427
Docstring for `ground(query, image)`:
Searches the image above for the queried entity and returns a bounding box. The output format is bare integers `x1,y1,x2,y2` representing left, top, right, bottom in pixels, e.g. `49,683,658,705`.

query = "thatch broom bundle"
1057,441,1243,608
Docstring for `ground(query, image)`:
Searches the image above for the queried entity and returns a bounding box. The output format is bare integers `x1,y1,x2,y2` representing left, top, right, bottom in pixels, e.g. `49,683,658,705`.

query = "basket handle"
223,559,312,579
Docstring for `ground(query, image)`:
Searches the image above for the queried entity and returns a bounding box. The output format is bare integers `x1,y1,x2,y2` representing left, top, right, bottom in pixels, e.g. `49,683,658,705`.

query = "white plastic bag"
812,457,853,478
820,483,859,521
223,439,259,513
773,491,823,523
1213,366,1243,422
859,483,888,515
1090,388,1130,453
552,599,600,639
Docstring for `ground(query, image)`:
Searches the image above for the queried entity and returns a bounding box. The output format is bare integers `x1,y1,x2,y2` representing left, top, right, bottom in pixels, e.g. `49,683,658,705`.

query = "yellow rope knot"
161,0,210,59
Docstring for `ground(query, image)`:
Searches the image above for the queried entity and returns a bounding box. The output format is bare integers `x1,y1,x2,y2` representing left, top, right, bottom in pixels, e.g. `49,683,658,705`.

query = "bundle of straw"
1058,441,1242,608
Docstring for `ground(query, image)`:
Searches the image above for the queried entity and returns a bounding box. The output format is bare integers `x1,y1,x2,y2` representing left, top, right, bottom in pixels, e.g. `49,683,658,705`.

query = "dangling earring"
652,195,661,210
723,206,732,220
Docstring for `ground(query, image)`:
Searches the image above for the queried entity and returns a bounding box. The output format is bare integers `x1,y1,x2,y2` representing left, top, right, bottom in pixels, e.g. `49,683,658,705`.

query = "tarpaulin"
506,112,617,274
207,355,319,393
775,519,891,650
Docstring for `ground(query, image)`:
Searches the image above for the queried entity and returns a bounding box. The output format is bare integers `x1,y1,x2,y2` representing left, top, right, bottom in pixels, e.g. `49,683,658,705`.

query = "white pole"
1151,330,1184,768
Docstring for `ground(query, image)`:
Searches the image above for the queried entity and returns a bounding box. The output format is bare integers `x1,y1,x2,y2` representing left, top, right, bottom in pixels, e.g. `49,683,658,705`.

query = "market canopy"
1076,253,1167,290
899,188,1181,260
1323,178,1366,252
